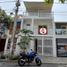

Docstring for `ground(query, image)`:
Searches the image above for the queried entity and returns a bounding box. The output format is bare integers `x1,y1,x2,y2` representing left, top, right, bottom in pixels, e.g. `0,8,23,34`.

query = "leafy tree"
45,0,66,3
0,8,13,29
18,29,33,50
45,0,53,3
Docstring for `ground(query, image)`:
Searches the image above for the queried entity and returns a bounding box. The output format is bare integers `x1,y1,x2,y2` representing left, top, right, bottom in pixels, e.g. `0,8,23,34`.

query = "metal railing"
55,29,67,35
23,12,52,18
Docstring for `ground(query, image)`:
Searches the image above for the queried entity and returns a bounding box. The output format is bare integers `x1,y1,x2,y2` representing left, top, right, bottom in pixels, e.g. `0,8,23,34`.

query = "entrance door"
34,38,53,56
34,39,37,52
0,39,6,52
34,38,42,55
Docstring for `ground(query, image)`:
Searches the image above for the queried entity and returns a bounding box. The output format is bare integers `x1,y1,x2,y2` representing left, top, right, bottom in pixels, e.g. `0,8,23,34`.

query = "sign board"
38,25,47,35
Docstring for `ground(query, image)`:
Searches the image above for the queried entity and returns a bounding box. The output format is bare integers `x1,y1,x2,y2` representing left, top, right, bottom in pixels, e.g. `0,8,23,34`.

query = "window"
16,20,21,34
37,39,42,54
43,38,53,56
25,24,31,30
56,38,67,57
26,24,30,26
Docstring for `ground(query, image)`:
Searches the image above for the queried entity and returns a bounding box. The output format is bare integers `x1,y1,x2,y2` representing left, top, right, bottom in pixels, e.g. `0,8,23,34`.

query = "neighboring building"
1,1,67,57
0,23,7,54
55,22,67,57
0,18,21,55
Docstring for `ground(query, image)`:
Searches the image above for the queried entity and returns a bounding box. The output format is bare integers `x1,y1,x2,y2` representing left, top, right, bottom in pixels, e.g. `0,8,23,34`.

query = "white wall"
23,19,53,35
14,45,21,55
34,19,53,35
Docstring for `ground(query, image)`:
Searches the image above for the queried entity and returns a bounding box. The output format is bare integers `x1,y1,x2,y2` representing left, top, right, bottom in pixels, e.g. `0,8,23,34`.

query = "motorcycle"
18,50,42,66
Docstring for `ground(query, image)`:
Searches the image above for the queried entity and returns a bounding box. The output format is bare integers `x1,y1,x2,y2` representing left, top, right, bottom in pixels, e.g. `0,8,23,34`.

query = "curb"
0,59,17,63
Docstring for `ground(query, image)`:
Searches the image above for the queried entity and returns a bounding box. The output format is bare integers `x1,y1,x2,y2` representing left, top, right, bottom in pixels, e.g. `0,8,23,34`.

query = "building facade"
19,2,54,57
1,2,67,57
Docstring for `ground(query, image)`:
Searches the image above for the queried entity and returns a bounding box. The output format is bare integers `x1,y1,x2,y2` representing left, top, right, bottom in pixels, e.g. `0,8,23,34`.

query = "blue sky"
0,0,67,22
0,0,25,15
0,0,44,15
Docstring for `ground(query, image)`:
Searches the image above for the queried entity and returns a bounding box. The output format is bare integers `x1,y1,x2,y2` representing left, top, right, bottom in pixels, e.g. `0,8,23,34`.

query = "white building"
19,2,54,57
1,1,67,57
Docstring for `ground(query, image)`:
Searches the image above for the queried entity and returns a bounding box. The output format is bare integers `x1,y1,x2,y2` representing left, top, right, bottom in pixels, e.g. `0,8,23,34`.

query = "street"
0,62,67,67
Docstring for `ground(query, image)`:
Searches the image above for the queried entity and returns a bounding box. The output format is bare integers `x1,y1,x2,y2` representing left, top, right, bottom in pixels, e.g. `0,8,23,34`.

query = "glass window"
37,39,42,55
56,38,67,57
44,39,52,46
26,24,30,26
44,47,53,55
43,38,53,56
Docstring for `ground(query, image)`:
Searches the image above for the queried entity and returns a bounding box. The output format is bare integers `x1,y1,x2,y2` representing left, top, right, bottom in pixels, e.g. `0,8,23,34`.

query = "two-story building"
18,1,54,57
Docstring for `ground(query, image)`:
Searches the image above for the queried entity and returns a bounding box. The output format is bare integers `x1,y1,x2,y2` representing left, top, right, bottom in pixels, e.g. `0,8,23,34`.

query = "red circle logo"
39,28,47,34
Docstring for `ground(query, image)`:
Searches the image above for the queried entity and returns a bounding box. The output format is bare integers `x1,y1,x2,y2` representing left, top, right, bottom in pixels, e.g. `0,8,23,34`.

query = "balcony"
55,29,67,35
23,12,52,19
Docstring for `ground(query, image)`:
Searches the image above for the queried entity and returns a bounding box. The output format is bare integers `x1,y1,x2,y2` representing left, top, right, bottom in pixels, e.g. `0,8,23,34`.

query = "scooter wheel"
18,59,25,66
35,58,42,66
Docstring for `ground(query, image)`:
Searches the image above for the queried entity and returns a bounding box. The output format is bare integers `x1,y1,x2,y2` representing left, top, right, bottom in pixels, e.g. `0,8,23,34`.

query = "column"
42,37,44,56
20,19,23,30
53,37,56,57
30,40,34,51
29,18,34,51
4,37,9,55
52,14,57,57
31,18,34,32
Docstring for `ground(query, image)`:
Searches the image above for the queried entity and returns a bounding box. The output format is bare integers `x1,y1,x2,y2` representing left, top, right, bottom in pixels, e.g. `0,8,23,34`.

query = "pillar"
4,38,9,55
52,12,57,57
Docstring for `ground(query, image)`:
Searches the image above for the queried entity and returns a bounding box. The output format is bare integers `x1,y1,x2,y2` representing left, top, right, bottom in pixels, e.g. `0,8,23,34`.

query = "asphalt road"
0,62,67,67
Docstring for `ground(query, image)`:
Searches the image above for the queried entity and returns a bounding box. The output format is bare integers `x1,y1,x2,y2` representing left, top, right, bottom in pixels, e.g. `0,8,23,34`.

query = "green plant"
18,29,33,50
45,0,53,3
9,55,19,60
0,8,14,29
44,0,66,3
0,55,6,59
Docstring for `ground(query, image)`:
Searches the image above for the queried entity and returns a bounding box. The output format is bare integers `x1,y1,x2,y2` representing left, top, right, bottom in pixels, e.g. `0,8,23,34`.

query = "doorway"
34,39,37,52
34,38,42,55
0,39,6,52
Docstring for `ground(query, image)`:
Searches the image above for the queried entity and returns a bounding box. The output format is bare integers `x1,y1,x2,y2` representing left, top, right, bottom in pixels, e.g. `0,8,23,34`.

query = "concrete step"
42,56,67,64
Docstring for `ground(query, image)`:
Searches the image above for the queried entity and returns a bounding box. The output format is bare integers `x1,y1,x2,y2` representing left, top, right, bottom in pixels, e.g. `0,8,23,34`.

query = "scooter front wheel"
35,58,42,66
18,58,25,66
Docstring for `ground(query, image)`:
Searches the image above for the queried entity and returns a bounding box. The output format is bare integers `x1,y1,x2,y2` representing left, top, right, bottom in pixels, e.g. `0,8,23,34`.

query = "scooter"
18,51,42,66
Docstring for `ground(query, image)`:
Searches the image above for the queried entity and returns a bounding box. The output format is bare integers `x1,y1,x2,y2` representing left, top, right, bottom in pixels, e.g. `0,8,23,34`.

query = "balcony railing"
23,12,52,18
55,29,67,35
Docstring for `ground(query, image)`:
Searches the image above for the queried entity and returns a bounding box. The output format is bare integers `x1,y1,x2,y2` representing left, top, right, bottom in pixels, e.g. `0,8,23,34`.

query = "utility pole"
10,0,20,55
